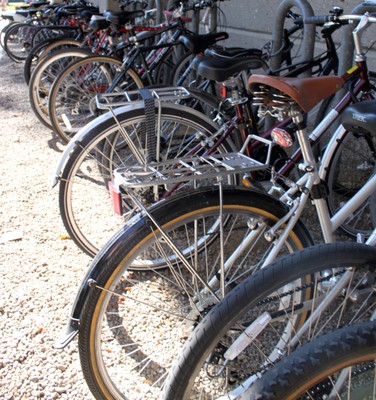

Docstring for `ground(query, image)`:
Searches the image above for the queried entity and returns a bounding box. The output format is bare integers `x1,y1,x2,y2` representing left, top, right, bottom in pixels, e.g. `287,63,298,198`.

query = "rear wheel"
48,55,142,142
24,36,82,84
58,104,234,256
29,47,93,128
4,22,39,62
77,187,313,399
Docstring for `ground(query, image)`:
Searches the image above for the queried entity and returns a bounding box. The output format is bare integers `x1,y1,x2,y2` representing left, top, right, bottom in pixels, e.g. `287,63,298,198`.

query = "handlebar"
303,13,376,26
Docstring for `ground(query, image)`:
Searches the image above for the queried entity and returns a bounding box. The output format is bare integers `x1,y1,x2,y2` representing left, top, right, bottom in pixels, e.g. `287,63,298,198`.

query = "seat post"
289,106,318,174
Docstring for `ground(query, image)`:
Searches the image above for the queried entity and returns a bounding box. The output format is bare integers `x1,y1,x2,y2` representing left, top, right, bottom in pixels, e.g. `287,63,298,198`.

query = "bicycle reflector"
219,83,227,98
271,128,293,148
108,181,123,216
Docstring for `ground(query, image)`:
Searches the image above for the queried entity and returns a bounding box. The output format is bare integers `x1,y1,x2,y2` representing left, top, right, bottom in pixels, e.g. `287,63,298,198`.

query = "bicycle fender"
51,103,145,188
54,214,143,349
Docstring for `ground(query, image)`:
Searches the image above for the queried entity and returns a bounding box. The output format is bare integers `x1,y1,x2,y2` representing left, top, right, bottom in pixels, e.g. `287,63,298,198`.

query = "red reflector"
219,84,227,98
271,128,293,148
108,181,123,216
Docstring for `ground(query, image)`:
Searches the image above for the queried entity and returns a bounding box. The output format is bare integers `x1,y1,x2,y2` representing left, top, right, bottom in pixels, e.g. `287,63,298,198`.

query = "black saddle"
179,31,229,55
197,50,265,82
105,10,144,26
341,100,376,136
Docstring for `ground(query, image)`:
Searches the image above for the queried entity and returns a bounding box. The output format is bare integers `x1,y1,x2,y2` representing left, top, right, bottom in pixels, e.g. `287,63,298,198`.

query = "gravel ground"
0,23,94,399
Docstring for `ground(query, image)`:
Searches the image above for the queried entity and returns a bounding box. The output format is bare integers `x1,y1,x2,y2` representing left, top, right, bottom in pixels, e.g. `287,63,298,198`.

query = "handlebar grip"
303,15,334,25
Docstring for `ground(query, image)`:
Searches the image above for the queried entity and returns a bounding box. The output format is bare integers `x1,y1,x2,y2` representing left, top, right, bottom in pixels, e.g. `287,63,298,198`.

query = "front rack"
114,150,271,189
96,86,192,110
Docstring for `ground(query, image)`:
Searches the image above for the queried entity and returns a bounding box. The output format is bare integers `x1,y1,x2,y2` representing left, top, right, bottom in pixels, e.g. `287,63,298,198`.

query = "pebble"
0,34,93,399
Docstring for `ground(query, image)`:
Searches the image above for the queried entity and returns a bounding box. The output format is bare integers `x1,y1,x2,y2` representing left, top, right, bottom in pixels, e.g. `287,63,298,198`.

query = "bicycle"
52,7,375,257
47,0,227,142
54,12,376,400
3,2,89,62
27,11,132,129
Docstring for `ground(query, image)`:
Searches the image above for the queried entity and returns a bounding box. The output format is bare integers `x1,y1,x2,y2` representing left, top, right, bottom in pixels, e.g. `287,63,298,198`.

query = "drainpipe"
270,0,315,77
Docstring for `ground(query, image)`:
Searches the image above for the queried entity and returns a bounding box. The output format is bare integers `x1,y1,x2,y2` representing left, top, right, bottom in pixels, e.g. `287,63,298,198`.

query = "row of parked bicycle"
2,0,376,398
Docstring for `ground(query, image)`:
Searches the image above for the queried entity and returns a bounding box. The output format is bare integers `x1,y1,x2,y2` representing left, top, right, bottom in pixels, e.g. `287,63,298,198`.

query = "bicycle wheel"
316,71,376,237
171,51,198,86
324,129,376,237
0,20,18,50
31,26,79,48
4,22,39,62
24,36,82,85
29,47,93,128
48,55,143,143
246,319,376,400
77,186,313,399
58,103,236,257
163,242,376,399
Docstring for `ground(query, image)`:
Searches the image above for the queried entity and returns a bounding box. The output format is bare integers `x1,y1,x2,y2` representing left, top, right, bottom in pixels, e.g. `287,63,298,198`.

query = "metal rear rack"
96,86,191,110
114,150,270,189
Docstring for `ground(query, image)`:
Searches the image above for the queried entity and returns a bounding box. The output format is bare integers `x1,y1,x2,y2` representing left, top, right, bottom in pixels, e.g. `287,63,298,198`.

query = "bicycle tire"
31,25,79,48
163,242,376,399
171,51,197,86
48,55,143,143
0,20,19,50
58,103,235,256
246,319,376,400
24,36,82,85
4,22,39,62
77,186,313,399
324,128,376,237
29,47,93,128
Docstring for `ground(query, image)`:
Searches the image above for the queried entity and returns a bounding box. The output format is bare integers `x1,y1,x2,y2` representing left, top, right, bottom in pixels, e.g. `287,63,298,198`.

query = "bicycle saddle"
28,1,50,7
197,54,265,82
179,32,229,55
248,74,344,113
15,8,43,16
105,10,145,25
89,15,111,31
341,99,376,135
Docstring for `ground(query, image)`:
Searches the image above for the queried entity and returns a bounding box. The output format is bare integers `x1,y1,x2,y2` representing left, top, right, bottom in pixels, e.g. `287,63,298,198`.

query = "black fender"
54,213,142,349
54,187,314,348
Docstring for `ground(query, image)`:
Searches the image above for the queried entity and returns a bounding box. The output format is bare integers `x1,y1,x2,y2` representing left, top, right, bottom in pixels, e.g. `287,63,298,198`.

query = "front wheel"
77,187,313,399
246,319,376,400
324,129,376,237
163,242,376,399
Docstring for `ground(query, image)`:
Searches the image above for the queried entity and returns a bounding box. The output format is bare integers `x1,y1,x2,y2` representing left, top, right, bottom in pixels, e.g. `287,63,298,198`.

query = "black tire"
48,55,143,142
58,104,236,256
29,47,93,128
24,36,82,85
4,22,39,62
77,186,313,399
163,242,376,399
171,51,201,87
0,20,18,50
246,319,376,400
324,128,376,237
30,25,79,48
